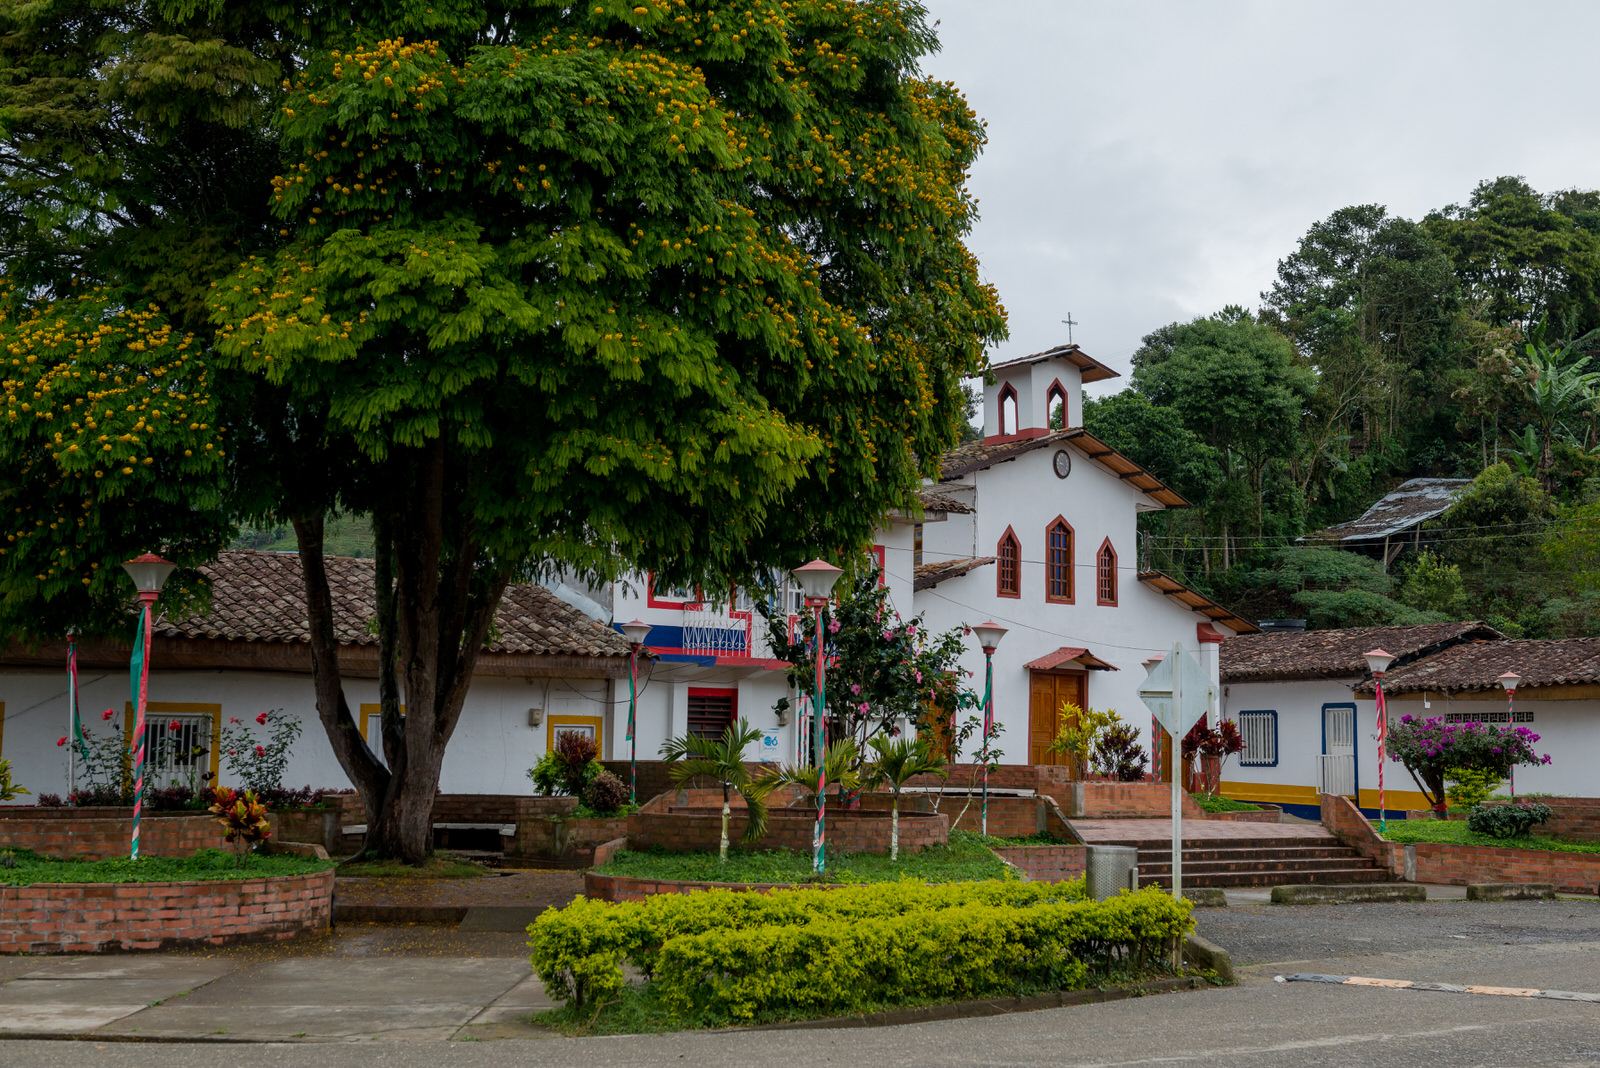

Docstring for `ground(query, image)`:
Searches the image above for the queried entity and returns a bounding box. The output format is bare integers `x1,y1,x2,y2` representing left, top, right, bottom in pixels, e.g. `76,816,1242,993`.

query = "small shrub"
1091,724,1149,782
220,709,303,795
1466,802,1552,839
1445,767,1503,809
208,787,273,867
581,770,630,815
529,731,604,797
35,793,64,808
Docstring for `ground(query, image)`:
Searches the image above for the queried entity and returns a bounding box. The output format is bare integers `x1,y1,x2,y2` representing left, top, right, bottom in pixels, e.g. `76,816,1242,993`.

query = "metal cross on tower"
1061,313,1078,345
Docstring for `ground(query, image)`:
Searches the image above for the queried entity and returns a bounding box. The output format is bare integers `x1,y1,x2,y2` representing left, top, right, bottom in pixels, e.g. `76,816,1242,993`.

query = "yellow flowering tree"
0,0,1006,862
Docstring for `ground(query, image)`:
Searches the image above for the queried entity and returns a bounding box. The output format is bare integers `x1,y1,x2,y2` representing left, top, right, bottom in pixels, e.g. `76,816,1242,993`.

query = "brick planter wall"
0,811,229,860
1197,804,1282,824
1321,793,1600,894
1482,798,1600,841
993,845,1086,883
0,869,334,954
946,796,1046,837
1058,782,1207,820
625,788,948,856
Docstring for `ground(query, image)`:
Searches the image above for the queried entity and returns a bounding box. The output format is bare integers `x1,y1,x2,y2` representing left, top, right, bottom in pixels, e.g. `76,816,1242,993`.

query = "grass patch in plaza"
0,847,335,885
336,853,490,878
593,829,1012,884
1190,794,1262,813
1380,820,1600,854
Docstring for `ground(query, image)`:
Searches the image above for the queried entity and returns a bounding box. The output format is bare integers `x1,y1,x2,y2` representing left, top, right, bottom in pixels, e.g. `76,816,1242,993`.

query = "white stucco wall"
0,667,608,802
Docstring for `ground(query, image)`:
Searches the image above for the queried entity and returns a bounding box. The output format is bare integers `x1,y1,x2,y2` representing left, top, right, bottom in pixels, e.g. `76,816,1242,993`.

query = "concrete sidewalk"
0,925,559,1042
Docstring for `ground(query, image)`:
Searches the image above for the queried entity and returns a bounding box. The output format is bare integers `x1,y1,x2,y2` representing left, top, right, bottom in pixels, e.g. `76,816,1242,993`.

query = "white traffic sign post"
1138,642,1215,905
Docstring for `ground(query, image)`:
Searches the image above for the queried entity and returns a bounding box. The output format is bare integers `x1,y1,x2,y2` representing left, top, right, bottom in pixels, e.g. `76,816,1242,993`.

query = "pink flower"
858,702,870,714
850,683,861,696
914,670,923,684
56,736,68,747
254,745,266,757
255,712,269,725
906,625,917,636
827,619,841,634
101,708,115,721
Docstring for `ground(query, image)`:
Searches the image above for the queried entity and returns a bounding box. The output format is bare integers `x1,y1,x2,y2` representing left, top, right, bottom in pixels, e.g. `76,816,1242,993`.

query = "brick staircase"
1093,831,1395,889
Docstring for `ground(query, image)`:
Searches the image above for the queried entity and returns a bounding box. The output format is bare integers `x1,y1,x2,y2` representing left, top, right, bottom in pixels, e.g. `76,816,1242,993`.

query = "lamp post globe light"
121,553,177,860
1498,672,1521,800
1363,648,1396,831
971,622,1006,836
618,620,653,806
792,559,843,874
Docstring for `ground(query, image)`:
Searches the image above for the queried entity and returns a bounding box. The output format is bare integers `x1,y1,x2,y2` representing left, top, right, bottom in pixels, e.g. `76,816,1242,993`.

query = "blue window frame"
1237,710,1278,767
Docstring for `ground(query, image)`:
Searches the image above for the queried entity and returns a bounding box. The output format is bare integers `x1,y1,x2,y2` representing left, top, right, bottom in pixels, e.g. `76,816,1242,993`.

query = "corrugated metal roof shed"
1303,478,1472,542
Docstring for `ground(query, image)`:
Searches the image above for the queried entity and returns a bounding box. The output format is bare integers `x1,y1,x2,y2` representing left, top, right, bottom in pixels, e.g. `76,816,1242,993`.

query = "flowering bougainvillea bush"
1388,715,1551,814
760,563,983,760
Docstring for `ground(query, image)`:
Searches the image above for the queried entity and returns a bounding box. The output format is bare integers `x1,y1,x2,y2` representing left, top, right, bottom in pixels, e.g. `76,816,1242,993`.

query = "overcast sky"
919,0,1600,390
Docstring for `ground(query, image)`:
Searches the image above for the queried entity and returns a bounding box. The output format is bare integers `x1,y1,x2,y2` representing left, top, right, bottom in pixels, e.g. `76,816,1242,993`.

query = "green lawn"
1380,820,1600,855
594,829,1014,884
1192,794,1262,813
0,847,337,885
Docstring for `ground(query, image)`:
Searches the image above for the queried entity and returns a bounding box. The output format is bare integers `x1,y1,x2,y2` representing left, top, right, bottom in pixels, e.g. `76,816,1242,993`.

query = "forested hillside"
1086,176,1600,638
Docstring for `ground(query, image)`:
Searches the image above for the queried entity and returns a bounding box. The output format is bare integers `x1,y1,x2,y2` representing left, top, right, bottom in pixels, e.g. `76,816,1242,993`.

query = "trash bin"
1083,844,1140,900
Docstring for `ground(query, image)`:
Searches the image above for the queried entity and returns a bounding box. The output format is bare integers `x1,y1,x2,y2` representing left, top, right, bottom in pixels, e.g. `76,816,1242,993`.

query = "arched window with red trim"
998,383,1019,436
1097,539,1118,606
996,528,1020,598
1046,381,1068,430
1045,517,1073,603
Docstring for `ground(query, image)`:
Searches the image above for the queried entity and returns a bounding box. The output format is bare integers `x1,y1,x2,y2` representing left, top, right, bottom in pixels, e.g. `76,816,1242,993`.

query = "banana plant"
660,722,772,862
862,735,947,861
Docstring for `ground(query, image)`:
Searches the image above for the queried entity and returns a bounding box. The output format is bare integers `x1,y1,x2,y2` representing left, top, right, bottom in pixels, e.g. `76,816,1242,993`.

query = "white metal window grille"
1236,711,1277,767
142,713,212,788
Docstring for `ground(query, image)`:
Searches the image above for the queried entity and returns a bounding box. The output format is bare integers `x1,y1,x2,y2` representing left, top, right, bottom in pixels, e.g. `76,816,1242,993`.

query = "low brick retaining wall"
0,869,334,954
626,788,948,855
993,845,1086,883
1198,804,1282,824
1322,793,1600,895
0,810,229,860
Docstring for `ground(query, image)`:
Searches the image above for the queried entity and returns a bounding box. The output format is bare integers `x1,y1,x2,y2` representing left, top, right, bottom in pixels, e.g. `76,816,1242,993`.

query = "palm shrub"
660,722,773,862
761,738,863,812
863,735,947,861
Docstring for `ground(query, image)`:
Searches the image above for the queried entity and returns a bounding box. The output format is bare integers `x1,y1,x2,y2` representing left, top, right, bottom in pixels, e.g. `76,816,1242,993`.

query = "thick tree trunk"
291,515,390,838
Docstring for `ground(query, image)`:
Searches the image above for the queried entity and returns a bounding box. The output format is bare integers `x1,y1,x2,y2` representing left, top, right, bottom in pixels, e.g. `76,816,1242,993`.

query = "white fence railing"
1316,753,1355,798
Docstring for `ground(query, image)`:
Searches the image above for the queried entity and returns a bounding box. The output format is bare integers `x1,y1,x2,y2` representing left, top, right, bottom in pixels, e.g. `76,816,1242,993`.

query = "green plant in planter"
529,732,604,797
762,738,863,813
1466,802,1552,839
661,722,773,862
862,735,946,861
0,759,28,801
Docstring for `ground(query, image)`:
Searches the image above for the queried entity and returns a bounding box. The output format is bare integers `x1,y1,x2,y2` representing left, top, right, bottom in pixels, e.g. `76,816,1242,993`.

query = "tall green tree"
0,0,1005,862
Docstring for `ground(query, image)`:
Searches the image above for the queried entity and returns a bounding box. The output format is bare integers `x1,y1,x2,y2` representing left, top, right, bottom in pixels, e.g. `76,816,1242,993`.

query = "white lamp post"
1498,672,1521,801
618,620,653,806
971,622,1007,835
1364,648,1396,831
121,553,176,859
793,559,843,874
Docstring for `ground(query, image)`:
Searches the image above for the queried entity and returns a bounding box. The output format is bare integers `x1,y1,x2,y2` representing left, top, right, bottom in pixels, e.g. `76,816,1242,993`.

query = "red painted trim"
1045,515,1075,604
996,525,1021,599
1046,378,1069,428
1096,537,1118,607
870,544,886,585
1196,622,1225,644
997,382,1019,437
646,573,702,610
687,686,740,722
981,427,1050,446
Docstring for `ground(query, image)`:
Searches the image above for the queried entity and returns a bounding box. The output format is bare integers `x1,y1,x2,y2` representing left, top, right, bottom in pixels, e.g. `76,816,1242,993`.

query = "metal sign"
1138,643,1213,739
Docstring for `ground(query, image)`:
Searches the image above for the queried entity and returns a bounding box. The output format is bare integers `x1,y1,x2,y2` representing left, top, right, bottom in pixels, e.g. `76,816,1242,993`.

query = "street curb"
746,975,1210,1031
1182,887,1228,908
1183,934,1234,983
1465,882,1556,901
332,904,469,924
1270,883,1426,905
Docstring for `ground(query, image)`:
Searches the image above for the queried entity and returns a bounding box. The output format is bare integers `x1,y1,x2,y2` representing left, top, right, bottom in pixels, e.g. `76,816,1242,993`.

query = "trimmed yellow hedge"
528,877,1193,1017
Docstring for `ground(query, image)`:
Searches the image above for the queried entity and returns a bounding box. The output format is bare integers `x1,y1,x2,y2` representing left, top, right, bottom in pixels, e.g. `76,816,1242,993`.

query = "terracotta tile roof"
988,343,1121,383
913,556,995,591
1220,621,1503,683
1303,478,1472,542
917,488,974,515
1354,637,1600,696
1022,646,1119,672
158,550,631,659
1136,571,1261,635
939,428,1188,508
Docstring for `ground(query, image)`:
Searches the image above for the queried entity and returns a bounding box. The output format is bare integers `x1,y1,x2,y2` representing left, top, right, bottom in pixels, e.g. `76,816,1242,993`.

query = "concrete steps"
1085,833,1395,889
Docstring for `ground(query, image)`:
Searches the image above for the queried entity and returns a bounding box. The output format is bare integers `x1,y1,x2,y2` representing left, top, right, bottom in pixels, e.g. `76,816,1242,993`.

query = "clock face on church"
1052,449,1072,479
